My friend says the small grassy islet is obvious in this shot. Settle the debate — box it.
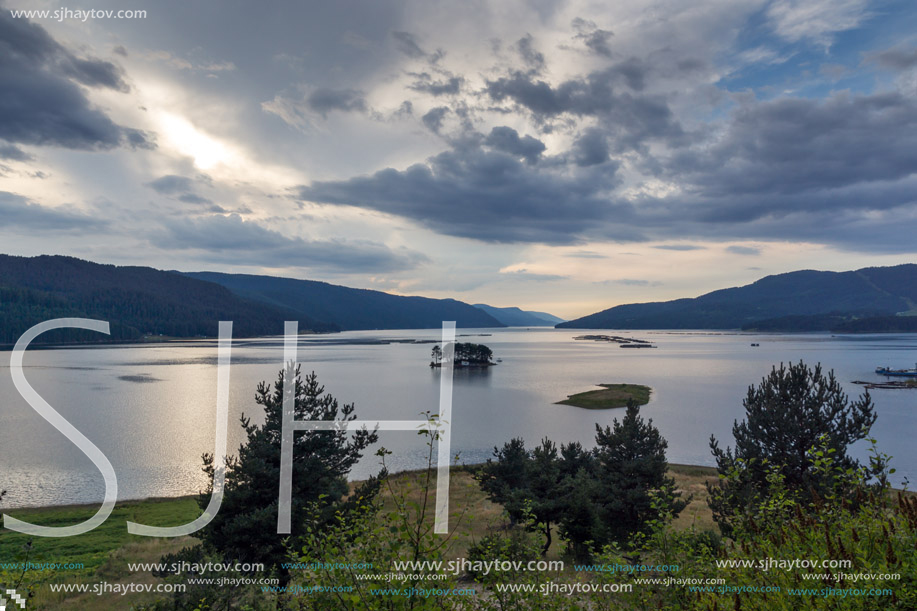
[556,383,652,409]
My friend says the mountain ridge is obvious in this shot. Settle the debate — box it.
[557,264,917,330]
[472,304,565,326]
[0,254,335,344]
[0,255,509,345]
[184,271,505,330]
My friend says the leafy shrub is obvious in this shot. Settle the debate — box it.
[465,526,541,580]
[708,361,879,535]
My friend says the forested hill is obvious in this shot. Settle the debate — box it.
[185,272,504,330]
[558,264,917,330]
[473,304,565,326]
[0,255,335,344]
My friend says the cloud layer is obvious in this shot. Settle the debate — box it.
[0,8,150,151]
[2,0,916,312]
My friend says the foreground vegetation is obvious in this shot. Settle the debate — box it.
[0,466,716,609]
[0,498,199,609]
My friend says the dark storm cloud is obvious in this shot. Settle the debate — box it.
[306,88,367,116]
[0,143,32,161]
[392,31,443,63]
[484,126,546,163]
[515,34,545,72]
[645,177,917,229]
[0,191,105,231]
[124,128,156,150]
[152,214,427,273]
[0,68,124,149]
[606,57,649,91]
[0,12,128,91]
[571,129,610,167]
[484,74,572,116]
[408,74,463,96]
[484,68,656,114]
[633,174,917,253]
[572,18,614,58]
[421,107,449,132]
[298,145,626,244]
[392,31,426,58]
[147,175,195,195]
[285,14,917,256]
[692,205,917,255]
[484,68,684,151]
[59,56,129,92]
[865,46,917,71]
[0,9,143,151]
[146,175,212,206]
[297,78,917,251]
[667,92,917,200]
[177,193,213,205]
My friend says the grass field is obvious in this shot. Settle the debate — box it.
[372,463,717,559]
[0,464,718,609]
[0,497,200,609]
[556,383,652,409]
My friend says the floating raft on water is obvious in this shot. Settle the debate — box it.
[574,334,657,348]
[853,380,917,390]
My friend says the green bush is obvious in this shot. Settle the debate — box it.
[708,361,879,535]
[465,526,541,580]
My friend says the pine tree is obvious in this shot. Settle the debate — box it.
[477,438,589,556]
[477,408,682,559]
[557,467,600,560]
[195,365,378,581]
[707,360,878,533]
[476,438,530,522]
[591,399,684,547]
[527,439,565,555]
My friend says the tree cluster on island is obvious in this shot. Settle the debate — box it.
[430,342,495,367]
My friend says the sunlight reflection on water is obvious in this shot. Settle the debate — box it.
[0,328,914,508]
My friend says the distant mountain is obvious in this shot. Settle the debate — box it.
[557,264,917,330]
[0,255,335,345]
[473,304,565,326]
[186,272,504,330]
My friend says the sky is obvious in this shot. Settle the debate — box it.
[1,0,916,319]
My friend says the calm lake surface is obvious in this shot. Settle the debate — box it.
[0,328,915,508]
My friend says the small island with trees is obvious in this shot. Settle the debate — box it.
[430,342,496,367]
[556,383,651,409]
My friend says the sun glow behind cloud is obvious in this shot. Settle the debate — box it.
[156,112,234,171]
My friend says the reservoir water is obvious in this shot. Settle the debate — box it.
[0,328,915,508]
